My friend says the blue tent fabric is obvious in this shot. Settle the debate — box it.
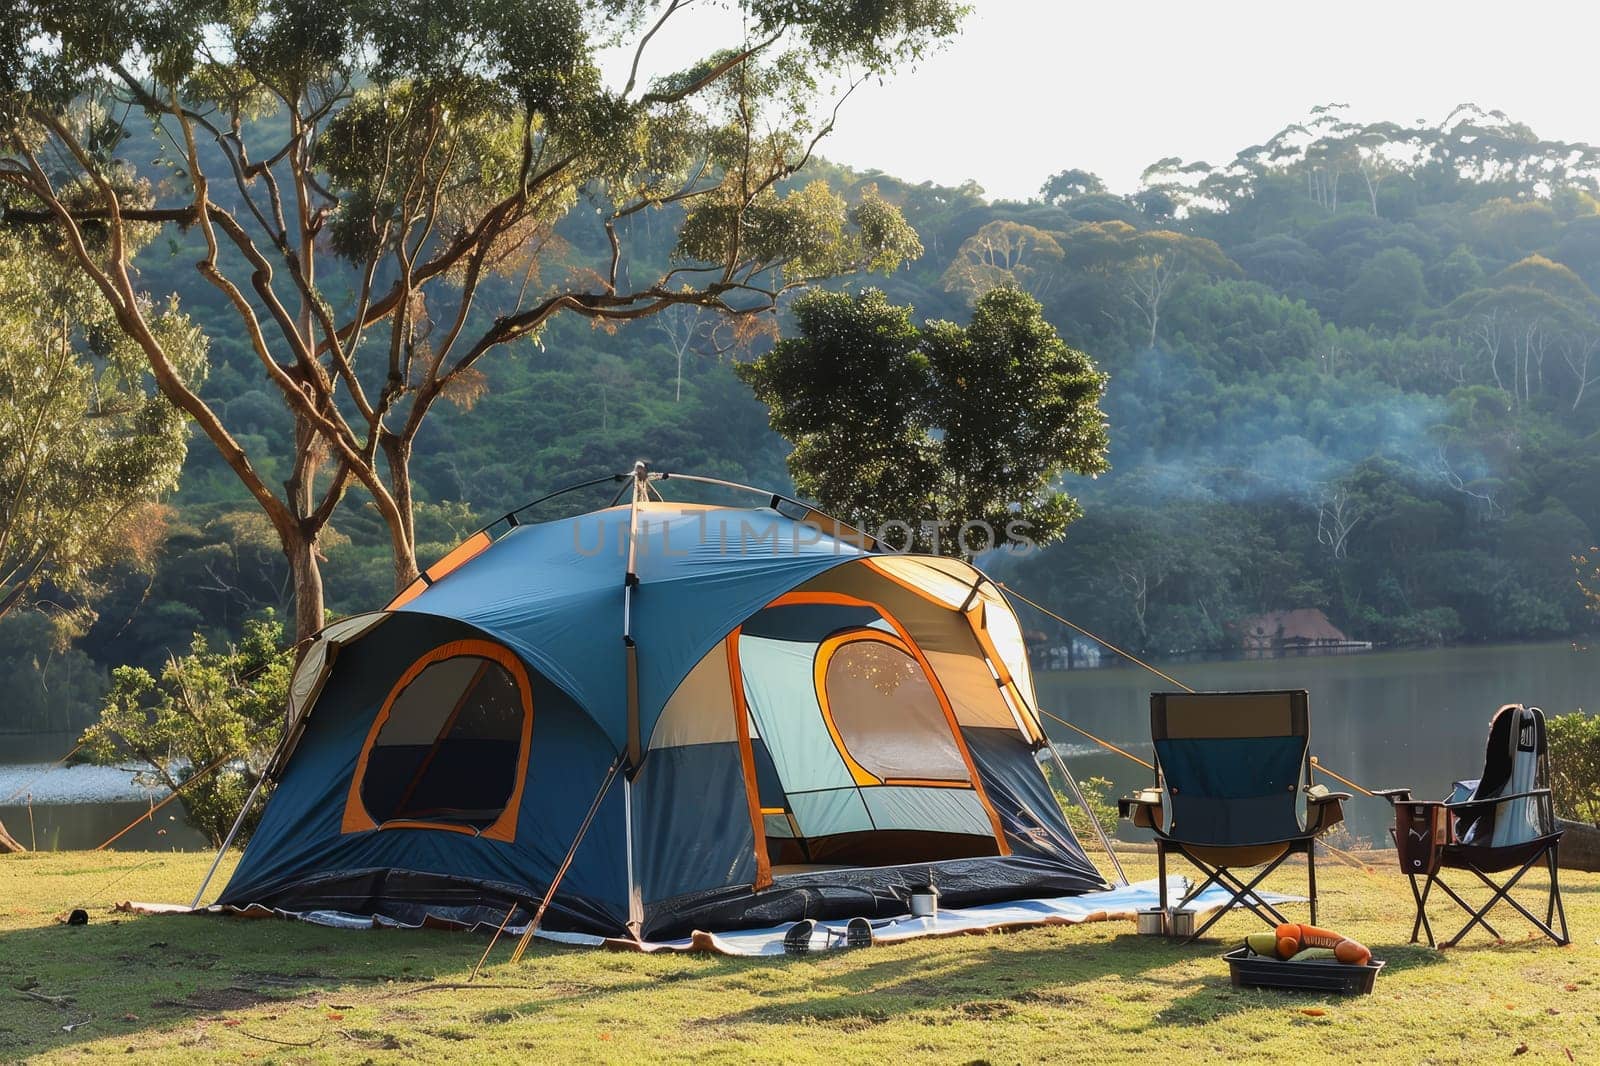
[221,612,630,933]
[217,500,1107,939]
[395,506,867,750]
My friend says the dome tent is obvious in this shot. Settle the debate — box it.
[213,470,1107,940]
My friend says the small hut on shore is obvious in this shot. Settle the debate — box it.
[1239,608,1372,657]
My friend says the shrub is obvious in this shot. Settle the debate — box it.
[80,614,292,846]
[1548,710,1600,824]
[1045,765,1120,841]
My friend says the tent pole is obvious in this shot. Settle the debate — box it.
[509,752,625,964]
[1046,741,1128,887]
[189,663,319,909]
[189,765,272,909]
[622,460,646,769]
[624,776,641,935]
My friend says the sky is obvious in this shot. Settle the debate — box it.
[600,0,1596,201]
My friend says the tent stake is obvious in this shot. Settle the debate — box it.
[1046,742,1128,886]
[509,752,625,964]
[470,899,521,982]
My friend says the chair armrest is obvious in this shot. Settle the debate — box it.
[1118,789,1162,830]
[1305,787,1348,835]
[1372,788,1413,803]
[1444,788,1551,809]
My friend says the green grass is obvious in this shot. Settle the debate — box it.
[1,850,1594,1063]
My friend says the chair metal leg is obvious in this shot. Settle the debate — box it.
[1212,866,1293,926]
[1184,855,1291,941]
[1545,851,1556,926]
[1177,862,1226,910]
[1453,848,1568,947]
[1548,847,1570,946]
[1307,843,1318,927]
[1445,854,1547,947]
[1434,873,1501,946]
[1407,872,1436,947]
[1158,844,1168,915]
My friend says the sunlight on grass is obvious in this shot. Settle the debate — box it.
[1,851,1594,1063]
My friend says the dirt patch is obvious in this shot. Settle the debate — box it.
[1011,988,1087,1007]
[338,1027,406,1050]
[952,1000,1015,1020]
[157,985,287,1013]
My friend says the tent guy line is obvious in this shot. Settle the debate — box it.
[999,582,1381,800]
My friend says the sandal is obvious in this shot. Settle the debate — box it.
[783,918,818,955]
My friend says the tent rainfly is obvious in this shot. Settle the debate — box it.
[213,473,1107,939]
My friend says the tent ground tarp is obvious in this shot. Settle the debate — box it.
[120,878,1300,957]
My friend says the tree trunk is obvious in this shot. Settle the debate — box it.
[383,435,420,592]
[286,532,325,644]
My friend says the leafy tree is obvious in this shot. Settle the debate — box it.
[81,614,292,846]
[1038,168,1105,205]
[1341,247,1427,331]
[1162,279,1325,374]
[1493,255,1598,306]
[0,230,196,623]
[1442,284,1594,408]
[0,0,956,640]
[941,219,1064,300]
[1058,221,1239,348]
[1428,244,1486,303]
[737,286,1108,555]
[1469,198,1561,263]
[1232,234,1323,293]
[0,610,109,733]
[1552,216,1600,290]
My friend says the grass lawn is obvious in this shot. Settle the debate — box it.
[0,849,1594,1063]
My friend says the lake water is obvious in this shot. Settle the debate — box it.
[1038,639,1599,844]
[2,640,1594,852]
[0,734,208,851]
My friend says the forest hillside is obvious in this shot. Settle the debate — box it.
[9,104,1600,731]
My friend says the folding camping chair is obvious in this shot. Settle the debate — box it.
[1119,690,1347,941]
[1376,704,1569,948]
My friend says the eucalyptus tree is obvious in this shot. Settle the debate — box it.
[0,0,952,639]
[0,229,198,623]
[1057,221,1238,349]
[941,219,1065,301]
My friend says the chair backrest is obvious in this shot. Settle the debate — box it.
[1150,690,1310,847]
[1456,704,1552,847]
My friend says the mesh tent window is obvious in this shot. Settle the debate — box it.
[342,640,534,841]
[815,629,971,786]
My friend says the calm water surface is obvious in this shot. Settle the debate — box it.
[2,640,1594,851]
[1038,639,1598,843]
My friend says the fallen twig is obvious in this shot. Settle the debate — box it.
[234,1028,321,1047]
[19,989,73,1007]
[382,981,533,998]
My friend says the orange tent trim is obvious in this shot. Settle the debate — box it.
[341,638,534,843]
